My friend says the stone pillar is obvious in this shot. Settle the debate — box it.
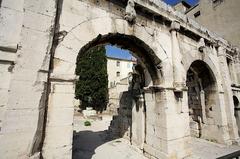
[170,21,185,92]
[143,86,191,159]
[140,94,145,150]
[131,94,145,150]
[218,46,239,144]
[42,75,76,159]
[200,90,207,124]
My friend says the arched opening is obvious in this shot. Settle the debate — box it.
[72,33,161,158]
[233,96,240,135]
[186,60,217,139]
[76,33,161,85]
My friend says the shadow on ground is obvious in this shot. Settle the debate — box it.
[72,130,113,159]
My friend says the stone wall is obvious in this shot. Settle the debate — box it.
[0,0,57,158]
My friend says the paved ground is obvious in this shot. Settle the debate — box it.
[72,113,240,159]
[72,114,147,159]
[187,137,240,159]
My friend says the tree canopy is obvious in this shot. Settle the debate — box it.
[75,45,108,112]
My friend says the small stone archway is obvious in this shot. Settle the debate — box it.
[233,96,240,135]
[182,49,232,144]
[186,60,218,138]
[184,58,232,143]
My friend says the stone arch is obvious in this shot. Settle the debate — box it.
[182,51,222,91]
[76,33,161,85]
[52,17,162,86]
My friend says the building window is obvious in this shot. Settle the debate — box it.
[116,61,120,67]
[116,71,120,77]
[194,11,200,18]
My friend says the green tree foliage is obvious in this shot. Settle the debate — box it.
[75,45,108,112]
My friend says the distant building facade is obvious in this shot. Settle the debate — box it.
[174,0,240,48]
[107,56,136,88]
[173,0,240,84]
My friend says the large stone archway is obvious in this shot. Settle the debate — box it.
[41,14,190,158]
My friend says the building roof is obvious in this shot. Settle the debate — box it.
[174,0,192,8]
[107,56,136,62]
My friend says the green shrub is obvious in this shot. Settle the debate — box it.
[84,121,91,126]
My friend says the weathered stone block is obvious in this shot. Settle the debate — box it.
[0,7,23,46]
[2,109,39,133]
[46,107,74,127]
[50,93,75,108]
[52,83,75,94]
[23,10,54,33]
[54,44,78,63]
[24,0,56,16]
[1,0,24,11]
[43,125,73,148]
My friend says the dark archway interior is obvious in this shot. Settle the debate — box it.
[76,33,161,85]
[234,96,240,108]
[187,60,217,133]
[233,96,240,136]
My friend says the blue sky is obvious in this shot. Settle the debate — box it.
[164,0,199,6]
[105,45,132,60]
[106,0,199,60]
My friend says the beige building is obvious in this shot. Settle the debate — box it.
[107,56,136,88]
[174,0,240,48]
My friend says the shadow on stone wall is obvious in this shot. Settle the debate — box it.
[108,91,134,140]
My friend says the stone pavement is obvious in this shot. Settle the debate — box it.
[186,137,240,159]
[73,114,240,159]
[72,114,147,159]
